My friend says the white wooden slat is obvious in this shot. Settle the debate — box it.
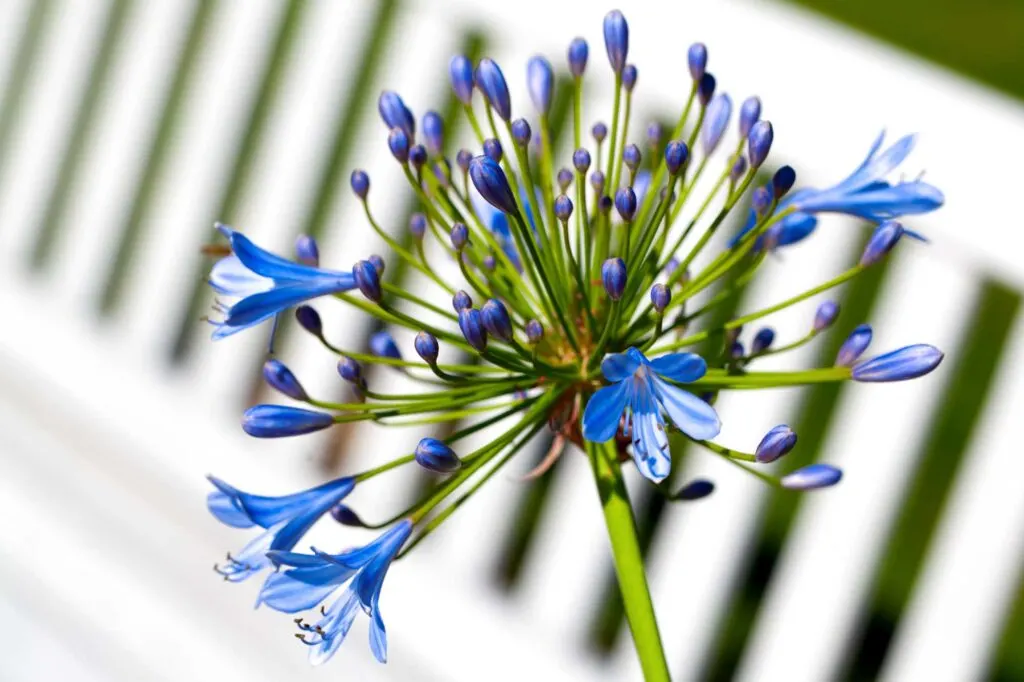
[734,248,976,682]
[0,0,30,93]
[880,318,1024,682]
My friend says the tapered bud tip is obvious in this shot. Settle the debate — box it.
[242,405,333,438]
[623,143,641,170]
[665,141,689,175]
[739,96,762,138]
[557,168,573,192]
[458,308,488,351]
[262,359,308,401]
[752,327,775,354]
[452,290,472,311]
[409,212,427,239]
[813,301,840,332]
[554,194,573,221]
[414,331,439,365]
[352,260,382,302]
[415,438,463,473]
[337,356,362,383]
[482,138,503,162]
[852,344,943,382]
[592,122,608,143]
[781,463,842,490]
[615,187,637,221]
[456,149,473,172]
[573,148,592,172]
[449,55,475,105]
[772,165,797,199]
[674,478,715,501]
[590,170,606,192]
[409,144,427,168]
[511,118,532,147]
[350,169,370,198]
[449,222,469,250]
[295,305,323,337]
[481,299,513,341]
[369,331,402,360]
[469,155,518,214]
[568,37,589,77]
[698,73,716,106]
[475,58,512,121]
[622,64,638,92]
[748,120,774,168]
[525,319,544,343]
[755,425,796,463]
[835,324,872,367]
[650,283,671,312]
[751,186,772,215]
[422,111,444,155]
[688,43,708,81]
[730,156,748,183]
[377,90,415,140]
[860,220,905,266]
[602,258,627,300]
[603,10,629,74]
[388,128,410,163]
[294,234,319,266]
[526,56,554,114]
[330,504,367,527]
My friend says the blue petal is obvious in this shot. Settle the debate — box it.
[775,212,818,247]
[633,169,651,206]
[206,490,254,528]
[652,378,721,440]
[225,228,352,283]
[259,567,353,613]
[224,278,355,329]
[649,353,707,383]
[369,607,388,663]
[600,350,642,381]
[309,589,361,666]
[245,478,354,529]
[629,384,671,482]
[209,255,273,297]
[352,522,412,608]
[582,382,631,442]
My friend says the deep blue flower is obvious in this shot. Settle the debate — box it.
[387,129,410,163]
[243,405,334,438]
[208,225,356,339]
[469,155,517,214]
[582,347,721,482]
[697,73,716,106]
[452,290,472,311]
[772,165,796,199]
[208,474,354,582]
[554,194,573,221]
[260,520,413,665]
[350,170,369,198]
[701,93,732,155]
[414,437,463,473]
[852,344,944,382]
[526,56,554,114]
[295,305,323,337]
[673,478,715,501]
[475,58,512,121]
[751,327,775,354]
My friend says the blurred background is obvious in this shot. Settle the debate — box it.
[1,1,1023,680]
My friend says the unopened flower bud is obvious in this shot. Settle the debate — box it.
[262,359,308,401]
[755,425,796,463]
[414,331,439,365]
[415,437,463,473]
[602,258,627,300]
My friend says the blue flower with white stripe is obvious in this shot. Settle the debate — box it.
[260,520,413,665]
[582,347,721,482]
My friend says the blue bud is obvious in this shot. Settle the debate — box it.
[730,341,745,359]
[622,64,638,92]
[739,96,761,138]
[369,331,401,359]
[377,90,415,140]
[525,319,544,343]
[458,308,488,351]
[852,344,944,382]
[415,437,463,473]
[409,212,426,239]
[590,170,606,193]
[567,38,589,77]
[242,404,333,438]
[573,147,592,172]
[860,220,904,266]
[751,185,772,215]
[650,283,671,312]
[730,155,748,183]
[330,504,367,527]
[449,55,474,104]
[422,111,444,155]
[755,424,796,463]
[483,138,503,162]
[350,169,369,198]
[554,194,573,221]
[482,255,496,271]
[450,222,468,250]
[602,257,627,300]
[615,187,637,221]
[262,359,308,401]
[698,73,716,107]
[337,356,362,383]
[673,478,715,501]
[598,195,613,214]
[475,58,511,121]
[414,331,439,365]
[511,118,532,147]
[456,149,472,173]
[432,159,451,188]
[452,290,472,311]
[352,260,382,302]
[836,324,873,367]
[747,120,773,168]
[781,463,842,490]
[294,234,319,266]
[368,254,385,274]
[772,165,796,199]
[526,56,554,114]
[752,327,775,354]
[701,93,732,155]
[592,122,608,143]
[623,143,641,170]
[665,140,689,175]
[647,122,662,150]
[813,301,840,331]
[409,144,427,169]
[295,305,323,337]
[688,43,708,81]
[557,168,573,192]
[388,128,410,163]
[481,299,513,341]
[603,10,629,74]
[469,155,518,214]
[664,257,681,278]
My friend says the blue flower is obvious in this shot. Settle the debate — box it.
[208,224,356,339]
[207,475,355,582]
[582,347,721,482]
[260,520,413,665]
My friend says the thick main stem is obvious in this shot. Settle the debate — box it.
[586,439,671,682]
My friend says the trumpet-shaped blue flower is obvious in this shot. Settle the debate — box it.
[260,520,413,665]
[208,224,356,339]
[208,475,355,582]
[582,347,721,482]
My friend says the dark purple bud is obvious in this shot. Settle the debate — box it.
[623,143,641,171]
[781,463,842,490]
[526,56,554,114]
[481,299,513,341]
[615,187,637,221]
[295,305,322,337]
[409,144,427,169]
[511,118,532,147]
[456,148,473,173]
[698,73,716,106]
[751,185,772,215]
[673,478,715,501]
[458,308,488,351]
[755,425,797,463]
[772,165,796,199]
[409,212,427,240]
[377,90,415,140]
[350,169,370,198]
[598,195,613,214]
[242,405,333,438]
[388,128,410,163]
[688,43,708,81]
[483,138,503,162]
[452,290,472,311]
[525,319,544,343]
[352,260,382,302]
[647,122,663,151]
[651,283,671,312]
[603,10,629,74]
[665,140,689,175]
[367,254,385,275]
[622,64,638,92]
[337,356,362,383]
[450,222,469,250]
[449,55,475,105]
[469,155,518,214]
[294,234,319,266]
[852,344,944,382]
[475,58,511,121]
[568,38,589,77]
[557,168,573,192]
[369,331,401,359]
[422,111,444,155]
[602,257,626,300]
[592,122,608,143]
[730,155,748,183]
[739,96,762,138]
[751,327,775,354]
[330,504,367,527]
[414,331,439,365]
[415,437,463,473]
[836,324,873,367]
[590,170,606,194]
[860,220,904,266]
[573,148,592,173]
[730,341,745,359]
[554,194,573,221]
[747,120,773,168]
[262,359,308,401]
[813,301,840,332]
